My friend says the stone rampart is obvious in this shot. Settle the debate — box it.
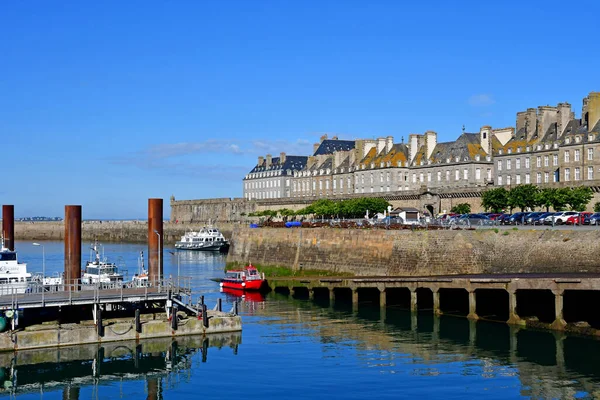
[14,221,240,244]
[226,227,600,276]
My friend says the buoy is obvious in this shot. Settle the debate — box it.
[0,317,6,332]
[5,311,14,319]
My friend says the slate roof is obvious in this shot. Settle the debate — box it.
[418,133,487,165]
[248,155,308,175]
[313,139,355,156]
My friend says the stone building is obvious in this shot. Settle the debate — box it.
[494,92,600,188]
[243,153,307,200]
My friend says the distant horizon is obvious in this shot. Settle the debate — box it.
[3,1,599,218]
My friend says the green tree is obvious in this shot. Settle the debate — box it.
[535,188,556,212]
[450,203,471,214]
[481,187,509,212]
[594,202,600,213]
[564,186,594,211]
[507,184,539,211]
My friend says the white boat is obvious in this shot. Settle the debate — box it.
[175,226,230,252]
[131,251,149,287]
[81,240,124,285]
[0,237,31,295]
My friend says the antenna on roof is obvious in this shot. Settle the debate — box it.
[462,125,466,133]
[401,136,404,143]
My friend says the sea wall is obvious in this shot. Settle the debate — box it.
[226,227,600,276]
[13,221,241,244]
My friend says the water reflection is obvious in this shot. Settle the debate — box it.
[0,333,241,397]
[255,294,600,398]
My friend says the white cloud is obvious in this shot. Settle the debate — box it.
[468,94,495,107]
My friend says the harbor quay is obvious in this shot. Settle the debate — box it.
[227,226,600,335]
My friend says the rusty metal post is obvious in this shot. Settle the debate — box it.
[64,205,82,291]
[146,377,160,400]
[2,205,14,251]
[148,198,163,284]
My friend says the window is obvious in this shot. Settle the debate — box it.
[516,158,521,169]
[516,174,521,184]
[575,150,580,162]
[455,170,459,180]
[565,168,570,181]
[419,173,424,182]
[565,151,570,163]
[427,172,431,182]
[312,181,316,190]
[536,172,541,184]
[588,166,594,180]
[463,169,468,180]
[476,168,481,180]
[525,157,530,168]
[497,160,502,171]
[575,167,580,181]
[553,154,558,166]
[361,175,364,184]
[446,170,450,181]
[437,171,441,181]
[507,159,512,170]
[333,179,337,189]
[588,148,594,160]
[544,155,549,167]
[498,176,503,185]
[319,181,323,190]
[487,169,491,180]
[507,175,511,186]
[536,156,541,168]
[412,173,416,183]
[525,173,530,184]
[380,172,383,182]
[553,171,557,183]
[545,172,549,183]
[370,173,374,183]
[386,172,390,182]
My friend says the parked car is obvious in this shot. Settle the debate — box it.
[488,213,503,221]
[456,213,493,226]
[544,211,579,225]
[495,213,511,224]
[524,212,544,224]
[507,212,529,225]
[529,212,553,225]
[564,212,591,225]
[586,212,600,225]
[542,212,560,225]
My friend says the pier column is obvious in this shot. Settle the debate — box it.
[379,288,387,309]
[328,287,335,305]
[308,288,314,300]
[410,289,418,312]
[64,205,82,291]
[551,290,567,330]
[146,377,160,400]
[509,326,520,364]
[432,289,441,316]
[289,287,295,297]
[507,290,523,325]
[554,332,566,369]
[148,198,164,285]
[352,289,359,312]
[2,205,14,251]
[467,290,478,320]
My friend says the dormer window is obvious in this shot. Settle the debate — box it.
[446,158,451,163]
[475,155,480,161]
[565,138,571,144]
[486,155,491,161]
[575,136,581,143]
[455,156,460,162]
[545,144,550,150]
[498,150,503,155]
[341,168,344,173]
[380,162,384,168]
[526,146,530,152]
[553,143,559,149]
[517,147,521,153]
[507,148,512,154]
[397,161,402,167]
[537,145,542,151]
[589,134,595,141]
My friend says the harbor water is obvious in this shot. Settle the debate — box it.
[3,240,600,399]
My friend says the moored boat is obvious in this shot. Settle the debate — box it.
[220,264,266,291]
[175,226,230,252]
[0,237,31,295]
[81,240,125,285]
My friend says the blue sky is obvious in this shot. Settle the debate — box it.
[1,1,598,219]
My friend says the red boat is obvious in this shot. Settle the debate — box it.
[221,287,266,302]
[220,264,266,291]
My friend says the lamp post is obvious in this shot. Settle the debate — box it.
[154,230,161,285]
[168,251,180,289]
[32,242,45,291]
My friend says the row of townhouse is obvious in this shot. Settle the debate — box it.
[242,91,600,201]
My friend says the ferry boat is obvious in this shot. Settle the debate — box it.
[219,264,266,291]
[175,226,230,252]
[0,238,31,295]
[81,240,124,285]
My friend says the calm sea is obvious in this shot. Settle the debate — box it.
[3,240,600,399]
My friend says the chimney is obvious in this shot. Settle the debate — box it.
[258,156,264,166]
[266,154,272,167]
[320,134,328,142]
[557,102,574,137]
[280,152,286,164]
[334,151,343,169]
[425,131,437,159]
[332,135,339,140]
[537,106,558,138]
[588,92,600,131]
[524,108,537,140]
[376,137,386,154]
[385,136,393,153]
[480,126,492,155]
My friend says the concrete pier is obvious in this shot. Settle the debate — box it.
[269,273,600,336]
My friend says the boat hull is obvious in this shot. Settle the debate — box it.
[175,242,229,252]
[220,279,265,291]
